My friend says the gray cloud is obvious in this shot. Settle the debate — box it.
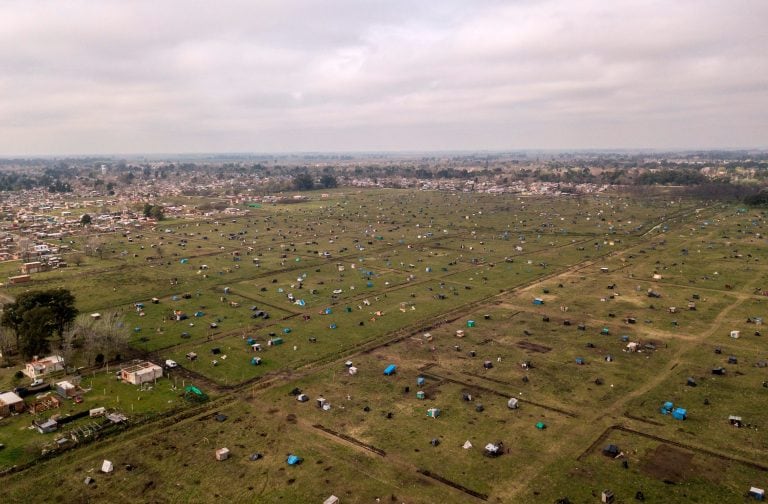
[0,0,766,155]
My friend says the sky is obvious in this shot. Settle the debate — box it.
[0,0,766,155]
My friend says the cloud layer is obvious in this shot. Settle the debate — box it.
[1,0,766,155]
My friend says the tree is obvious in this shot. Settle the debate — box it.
[80,213,92,225]
[18,306,54,358]
[0,326,14,365]
[319,174,338,189]
[1,289,78,358]
[68,312,129,366]
[143,203,165,220]
[292,173,314,191]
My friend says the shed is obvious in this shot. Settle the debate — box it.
[0,391,24,416]
[55,380,77,398]
[383,364,397,376]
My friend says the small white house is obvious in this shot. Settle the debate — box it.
[120,361,162,385]
[24,355,65,379]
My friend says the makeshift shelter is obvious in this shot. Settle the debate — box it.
[535,421,546,429]
[749,487,765,501]
[323,496,340,504]
[215,448,230,461]
[416,391,425,400]
[250,357,262,366]
[601,490,615,503]
[101,460,114,473]
[416,376,426,386]
[533,298,544,305]
[729,415,743,427]
[660,401,674,414]
[673,407,687,420]
[383,364,397,376]
[467,320,476,328]
[484,442,503,457]
[730,330,741,339]
[507,398,519,409]
[426,407,441,418]
[286,454,302,465]
[602,444,620,457]
[463,440,473,449]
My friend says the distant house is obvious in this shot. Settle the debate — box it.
[0,391,24,416]
[24,355,65,379]
[9,274,31,284]
[120,361,162,385]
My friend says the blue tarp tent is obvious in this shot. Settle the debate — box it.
[672,407,687,420]
[286,454,302,465]
[661,401,674,414]
[384,364,397,376]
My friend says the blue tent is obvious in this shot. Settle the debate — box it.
[661,401,674,414]
[672,407,687,420]
[286,454,302,465]
[251,357,262,366]
[384,364,397,376]
[533,298,544,305]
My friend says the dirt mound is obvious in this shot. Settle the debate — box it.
[640,444,694,483]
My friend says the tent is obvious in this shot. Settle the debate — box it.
[384,364,397,376]
[672,407,687,420]
[535,422,546,430]
[427,407,441,418]
[250,357,262,366]
[463,440,473,449]
[507,398,519,409]
[286,454,302,465]
[101,460,113,473]
[661,401,674,414]
[602,444,620,457]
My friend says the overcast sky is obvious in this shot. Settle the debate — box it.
[1,0,766,155]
